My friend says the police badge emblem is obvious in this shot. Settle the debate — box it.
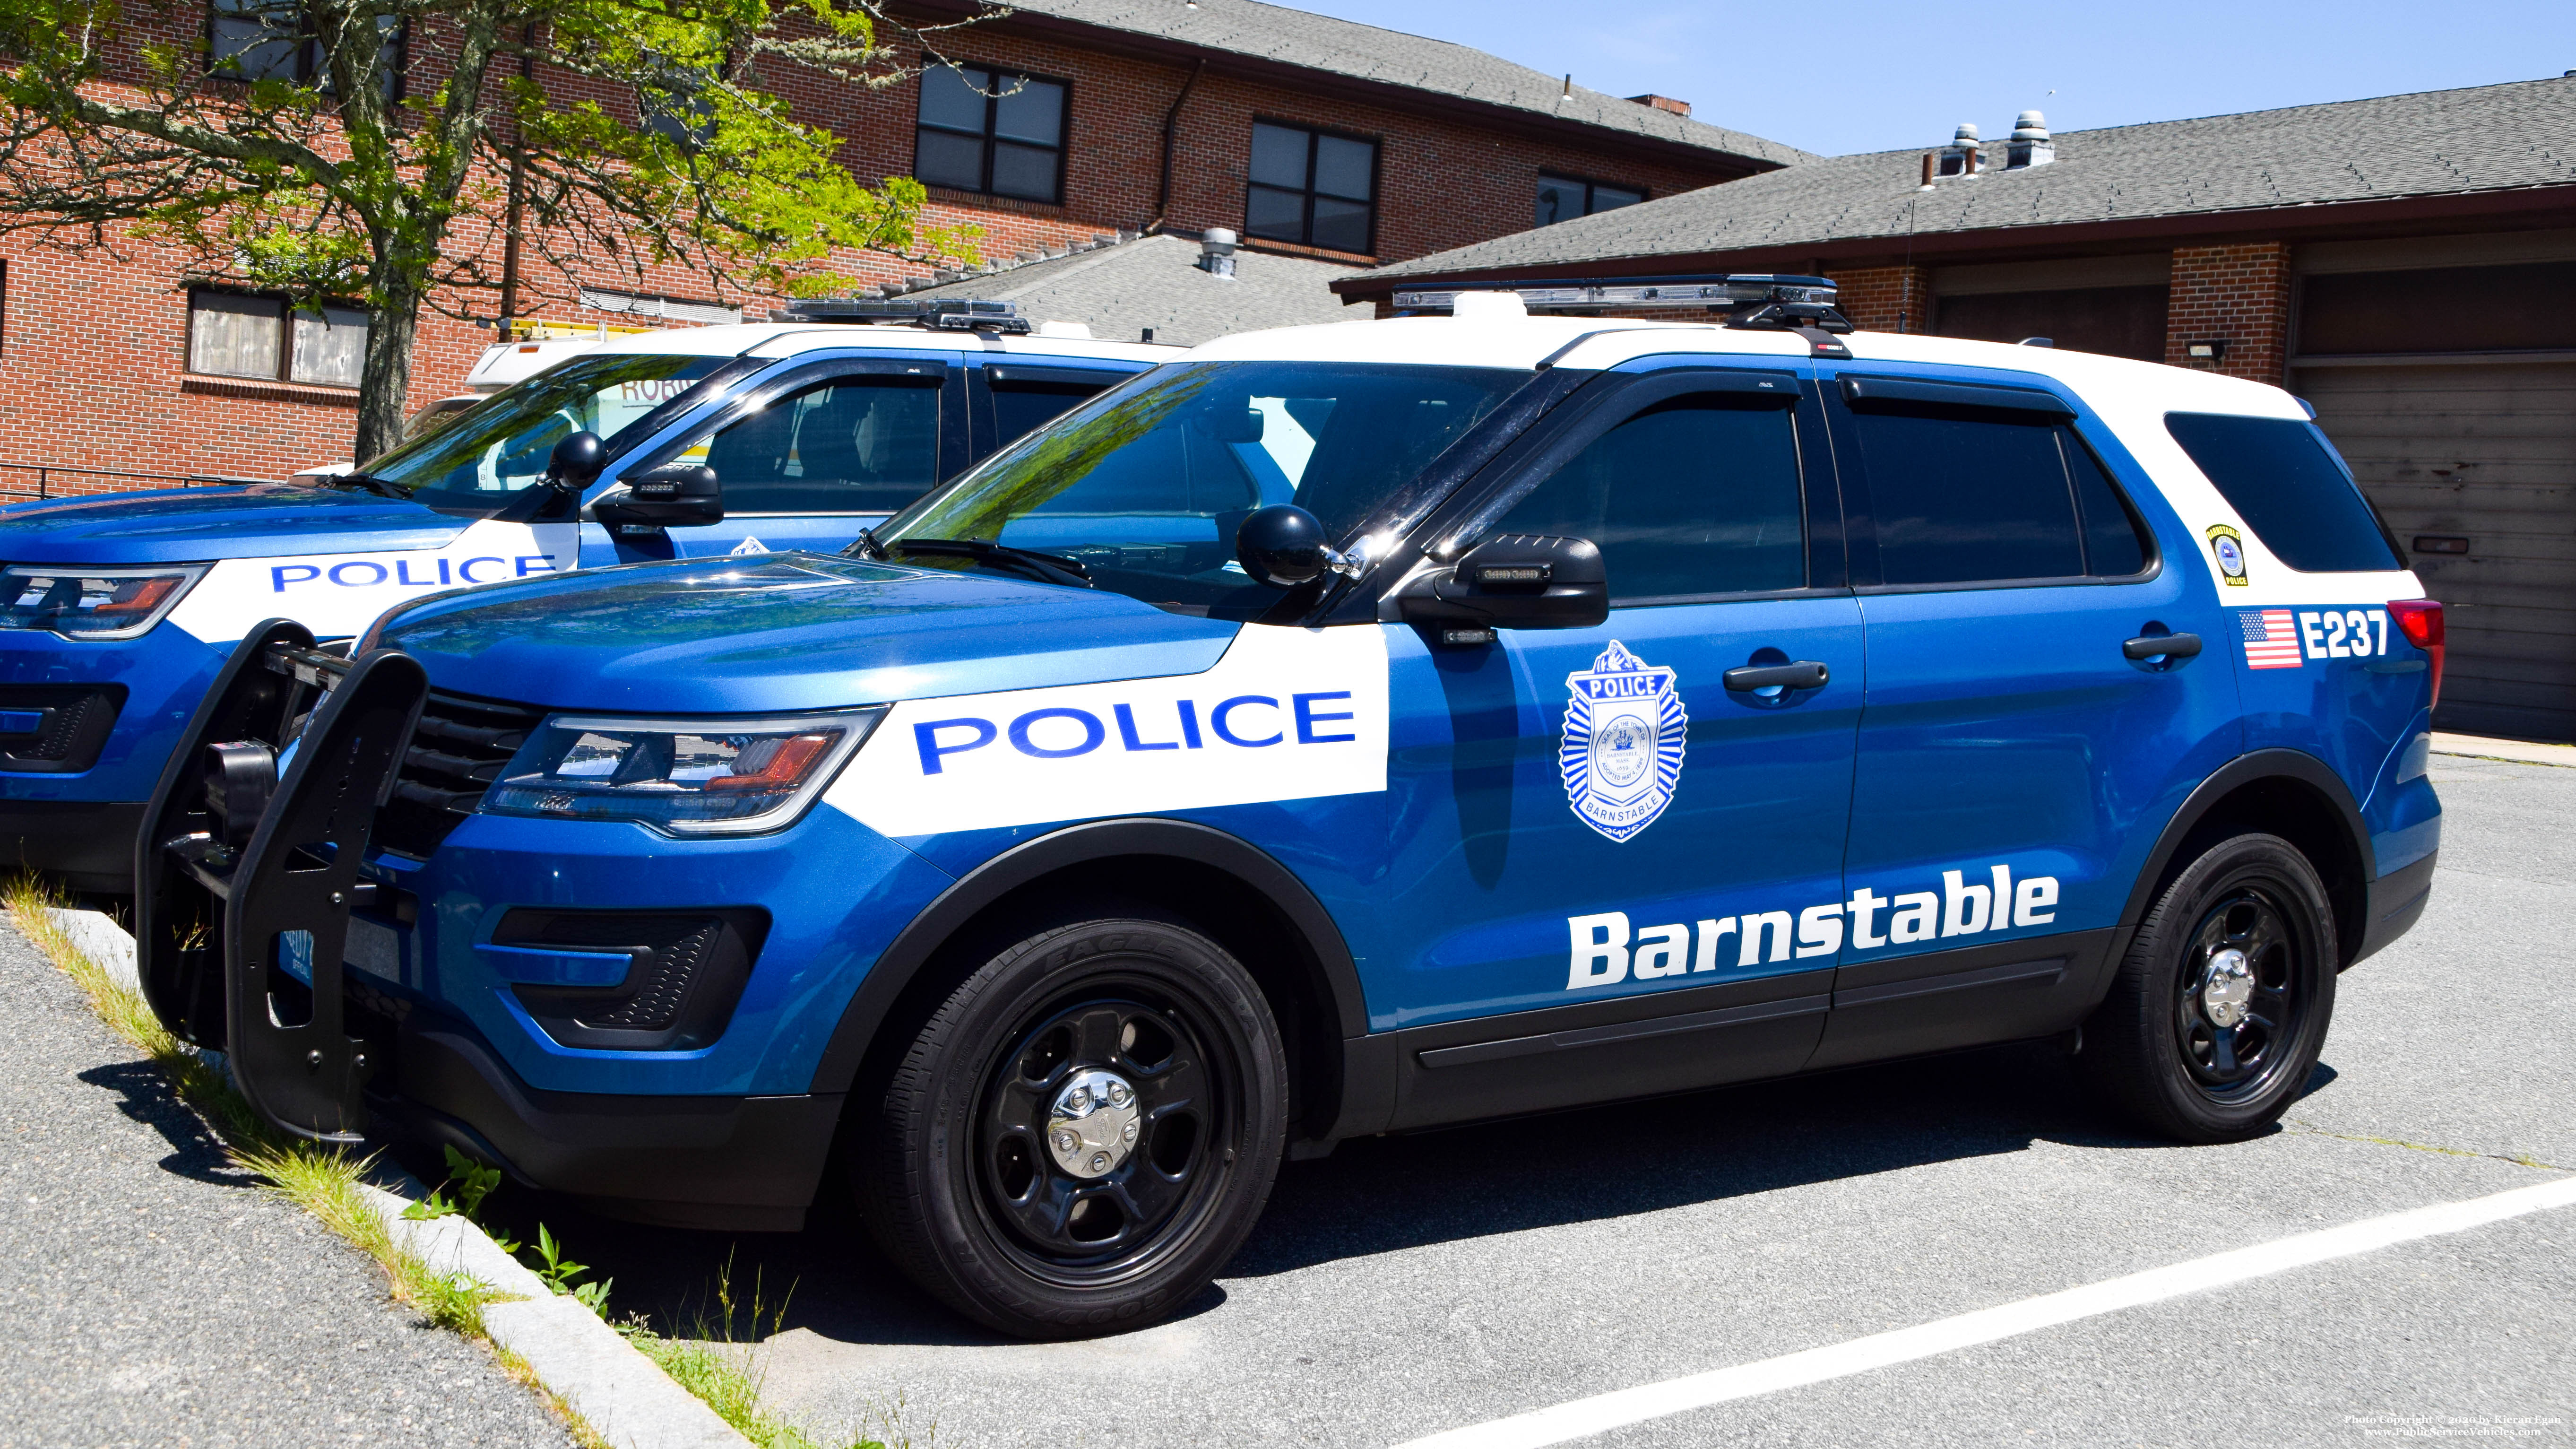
[2205,524,2248,586]
[1560,641,1688,842]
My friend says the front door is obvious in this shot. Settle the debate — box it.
[1366,364,1864,1128]
[1818,367,2245,1066]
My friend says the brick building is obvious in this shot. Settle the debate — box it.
[0,0,1801,497]
[1340,78,2576,740]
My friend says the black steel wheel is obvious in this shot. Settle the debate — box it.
[857,916,1286,1338]
[2081,832,2337,1142]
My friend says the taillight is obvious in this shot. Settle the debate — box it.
[2388,599,2444,708]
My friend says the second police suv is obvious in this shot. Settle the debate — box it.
[0,301,1160,891]
[140,279,2444,1338]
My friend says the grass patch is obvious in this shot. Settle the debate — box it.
[2283,1116,2569,1174]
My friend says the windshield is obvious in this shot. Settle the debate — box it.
[875,360,1527,612]
[354,352,745,509]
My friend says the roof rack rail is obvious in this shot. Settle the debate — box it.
[775,297,1033,333]
[1391,274,1853,334]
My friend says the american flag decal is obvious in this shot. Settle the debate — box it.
[2240,610,2304,669]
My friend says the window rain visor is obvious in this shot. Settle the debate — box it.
[482,709,882,835]
[354,353,755,510]
[0,563,208,640]
[874,361,1525,613]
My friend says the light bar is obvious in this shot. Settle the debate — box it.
[776,297,1031,332]
[1392,274,1839,314]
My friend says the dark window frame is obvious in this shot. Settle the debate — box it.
[911,59,1070,206]
[1534,172,1648,227]
[183,286,371,388]
[202,0,407,99]
[1243,118,1381,256]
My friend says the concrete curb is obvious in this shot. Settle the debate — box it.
[368,1187,751,1449]
[2430,732,2576,769]
[31,906,752,1449]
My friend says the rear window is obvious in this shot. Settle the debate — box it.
[2164,413,2400,573]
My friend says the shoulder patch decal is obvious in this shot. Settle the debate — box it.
[2206,524,2249,586]
[1560,641,1686,843]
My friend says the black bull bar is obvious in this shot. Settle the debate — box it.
[136,620,428,1144]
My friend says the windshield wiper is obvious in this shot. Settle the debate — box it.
[323,471,410,500]
[887,537,1094,589]
[847,527,888,562]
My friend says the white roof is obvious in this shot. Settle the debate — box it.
[572,320,1174,365]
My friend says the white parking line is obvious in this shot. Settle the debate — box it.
[1392,1174,2576,1449]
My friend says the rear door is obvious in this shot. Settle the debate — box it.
[1817,368,2242,1067]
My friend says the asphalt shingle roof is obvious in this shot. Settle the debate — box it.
[900,232,1371,345]
[985,0,1812,168]
[1357,76,2576,282]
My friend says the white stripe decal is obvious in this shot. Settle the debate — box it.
[1391,1174,2576,1449]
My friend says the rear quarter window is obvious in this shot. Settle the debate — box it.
[2164,412,2400,573]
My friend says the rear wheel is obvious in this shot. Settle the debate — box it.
[857,917,1287,1338]
[2080,833,2337,1143]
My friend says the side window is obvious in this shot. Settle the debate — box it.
[692,375,942,514]
[990,378,1113,447]
[1850,403,2154,585]
[2165,412,2400,573]
[1491,393,1805,601]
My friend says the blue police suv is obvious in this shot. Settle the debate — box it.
[138,280,2442,1338]
[0,303,1157,891]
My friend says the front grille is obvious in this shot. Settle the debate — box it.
[0,684,126,773]
[376,691,545,859]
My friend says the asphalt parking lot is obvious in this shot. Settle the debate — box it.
[496,747,2573,1449]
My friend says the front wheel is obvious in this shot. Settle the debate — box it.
[2080,833,2337,1143]
[856,917,1287,1338]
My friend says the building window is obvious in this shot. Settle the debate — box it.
[1245,121,1377,254]
[913,62,1066,204]
[186,289,368,387]
[1535,174,1644,226]
[206,0,403,96]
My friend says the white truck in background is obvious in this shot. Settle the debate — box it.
[290,321,658,482]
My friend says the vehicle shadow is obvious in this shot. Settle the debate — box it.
[467,1037,2285,1349]
[78,1058,259,1189]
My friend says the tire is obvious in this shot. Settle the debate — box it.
[2079,833,2338,1143]
[856,916,1288,1339]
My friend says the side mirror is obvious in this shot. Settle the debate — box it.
[592,465,724,533]
[1235,503,1333,587]
[547,431,606,488]
[1398,533,1608,642]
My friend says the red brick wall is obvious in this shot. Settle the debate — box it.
[2163,242,2293,382]
[0,16,1760,493]
[1831,265,1930,334]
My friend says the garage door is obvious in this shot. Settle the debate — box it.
[2298,362,2576,741]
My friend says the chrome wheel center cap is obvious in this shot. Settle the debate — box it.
[2201,948,2254,1029]
[1045,1068,1141,1180]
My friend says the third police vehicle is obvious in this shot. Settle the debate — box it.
[0,301,1160,891]
[139,280,2442,1338]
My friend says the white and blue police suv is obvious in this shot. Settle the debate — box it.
[138,279,2440,1338]
[0,302,1165,891]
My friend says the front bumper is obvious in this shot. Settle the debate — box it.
[0,799,147,892]
[138,628,949,1223]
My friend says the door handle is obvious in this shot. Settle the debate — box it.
[2122,633,2203,661]
[1723,661,1830,692]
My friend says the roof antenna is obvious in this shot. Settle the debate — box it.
[1560,73,1572,103]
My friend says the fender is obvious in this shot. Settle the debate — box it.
[804,817,1381,1139]
[2113,747,2374,966]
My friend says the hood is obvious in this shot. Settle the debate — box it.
[373,553,1243,713]
[0,484,469,564]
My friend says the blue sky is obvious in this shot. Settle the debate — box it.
[1290,0,2576,157]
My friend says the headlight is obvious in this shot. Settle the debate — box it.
[481,709,882,835]
[0,564,208,640]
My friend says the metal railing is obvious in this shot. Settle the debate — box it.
[0,462,273,503]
